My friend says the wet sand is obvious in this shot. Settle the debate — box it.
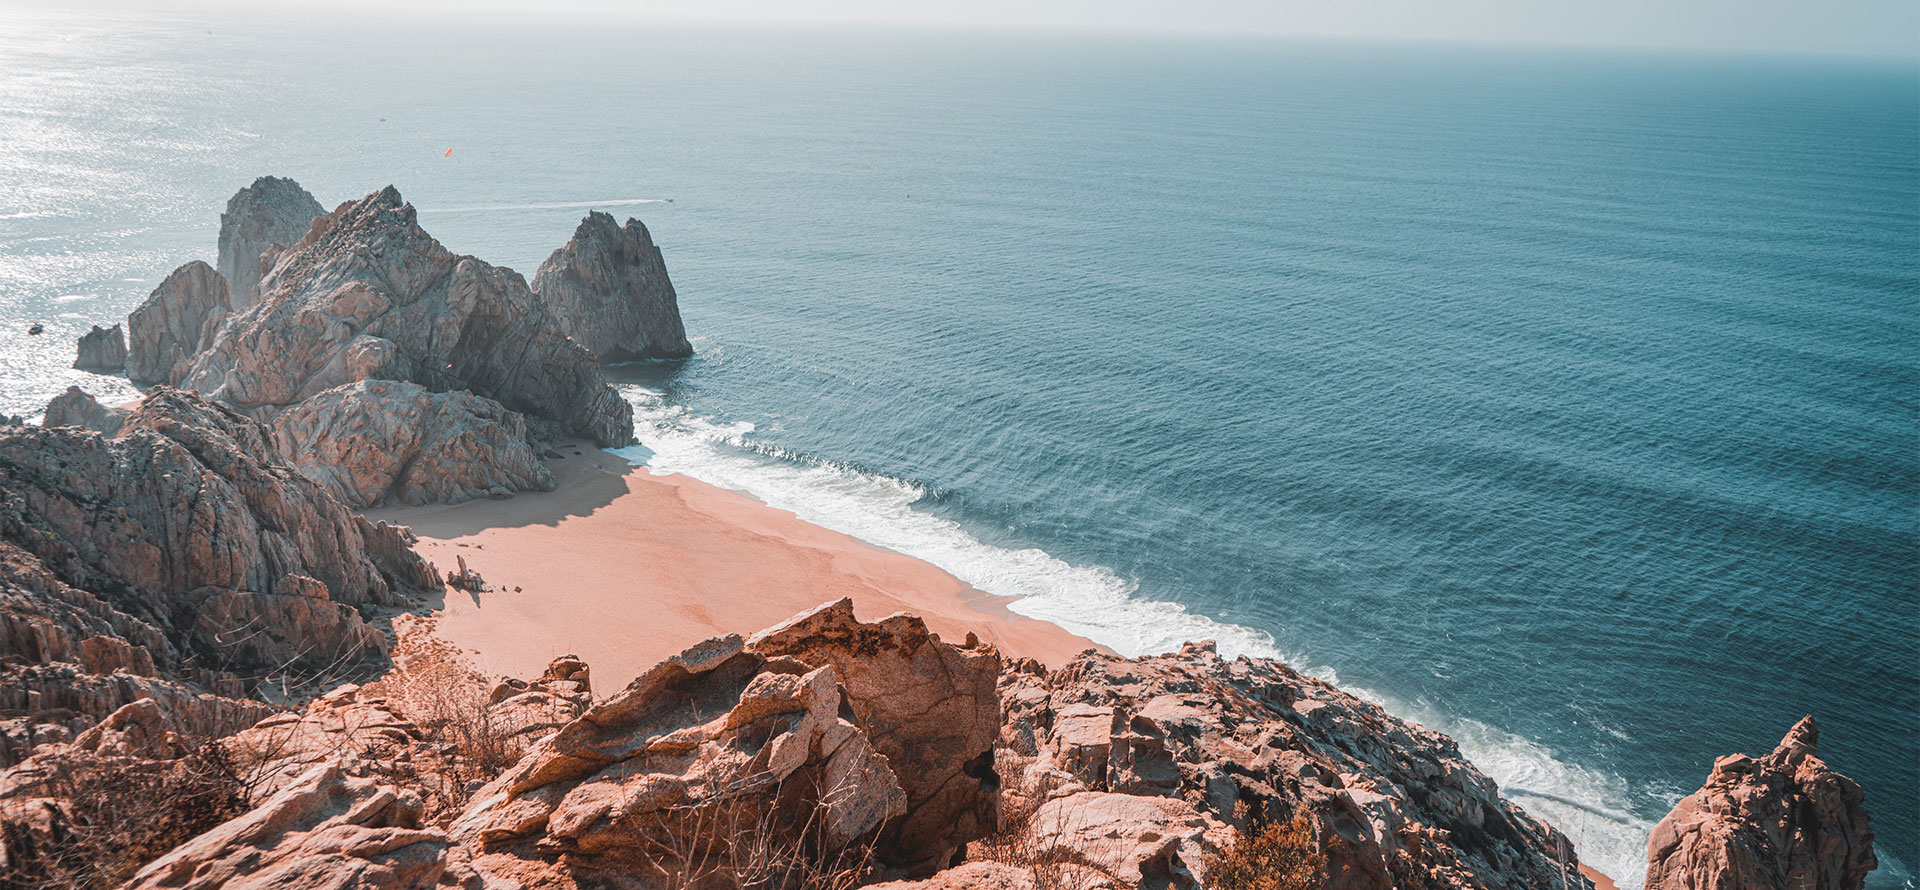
[367,444,1102,689]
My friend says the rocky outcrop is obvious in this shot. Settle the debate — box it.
[1020,792,1233,890]
[995,642,1591,890]
[41,385,125,435]
[176,186,634,446]
[747,598,1003,874]
[216,175,324,308]
[453,634,906,887]
[72,324,127,372]
[532,211,692,362]
[1645,717,1875,890]
[0,387,435,691]
[127,260,231,385]
[123,761,470,890]
[272,379,556,507]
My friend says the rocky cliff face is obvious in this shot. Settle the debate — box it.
[532,211,693,362]
[72,324,127,372]
[0,387,436,726]
[177,186,634,447]
[126,260,231,385]
[271,379,556,508]
[41,385,125,435]
[216,175,325,308]
[1645,717,1876,890]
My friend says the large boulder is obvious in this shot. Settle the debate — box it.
[126,260,231,385]
[0,387,436,684]
[217,175,325,309]
[452,633,905,888]
[177,186,634,447]
[41,385,125,435]
[272,379,556,507]
[123,761,468,890]
[997,642,1591,890]
[532,211,692,362]
[72,324,127,372]
[1645,717,1876,890]
[747,598,1004,875]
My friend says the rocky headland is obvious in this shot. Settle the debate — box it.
[4,177,1879,890]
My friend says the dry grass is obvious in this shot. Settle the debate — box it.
[0,741,249,890]
[1204,806,1326,890]
[354,631,525,822]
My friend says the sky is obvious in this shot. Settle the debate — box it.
[22,0,1920,58]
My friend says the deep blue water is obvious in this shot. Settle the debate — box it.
[1,8,1914,886]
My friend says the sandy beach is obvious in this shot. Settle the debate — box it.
[367,443,1102,689]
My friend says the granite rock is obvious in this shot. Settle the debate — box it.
[532,211,692,362]
[126,260,231,385]
[73,324,127,372]
[217,175,325,309]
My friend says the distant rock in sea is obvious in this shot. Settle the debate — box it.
[533,210,693,362]
[217,175,324,308]
[126,260,230,385]
[1646,716,1876,890]
[72,323,127,372]
[177,186,635,448]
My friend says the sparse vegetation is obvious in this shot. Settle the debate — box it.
[1204,805,1326,890]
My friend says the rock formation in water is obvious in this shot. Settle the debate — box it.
[41,385,125,435]
[126,260,231,385]
[1645,717,1876,890]
[217,175,325,308]
[532,211,693,362]
[72,323,127,372]
[176,186,634,447]
[272,379,556,507]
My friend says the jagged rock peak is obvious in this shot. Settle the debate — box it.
[217,175,323,308]
[533,210,693,362]
[126,260,230,385]
[178,185,635,447]
[72,323,127,372]
[1646,716,1877,890]
[42,385,125,435]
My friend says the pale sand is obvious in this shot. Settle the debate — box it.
[366,444,1102,689]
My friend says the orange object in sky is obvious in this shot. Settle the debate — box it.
[444,148,453,157]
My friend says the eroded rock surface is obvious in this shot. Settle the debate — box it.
[73,323,127,372]
[178,186,634,446]
[273,379,555,507]
[996,642,1591,890]
[41,385,125,435]
[217,175,325,308]
[1645,717,1875,890]
[453,634,905,888]
[748,598,1003,874]
[532,211,692,362]
[127,260,231,385]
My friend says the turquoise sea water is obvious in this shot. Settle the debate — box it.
[1,8,1914,887]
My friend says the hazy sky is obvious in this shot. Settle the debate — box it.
[82,0,1920,58]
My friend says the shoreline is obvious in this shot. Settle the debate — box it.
[366,443,1104,690]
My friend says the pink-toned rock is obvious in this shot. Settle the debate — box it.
[123,761,469,890]
[72,323,127,372]
[998,642,1591,890]
[178,186,633,446]
[272,379,555,507]
[532,211,692,362]
[41,385,125,435]
[127,260,231,385]
[1023,792,1233,890]
[452,633,904,886]
[217,175,324,308]
[748,598,1004,875]
[1645,717,1876,890]
[867,861,1040,890]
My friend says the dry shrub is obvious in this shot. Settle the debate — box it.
[968,778,1129,890]
[633,757,881,890]
[1205,807,1326,890]
[356,633,523,821]
[0,741,248,890]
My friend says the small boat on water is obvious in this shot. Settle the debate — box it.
[27,322,43,335]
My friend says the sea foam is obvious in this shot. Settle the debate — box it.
[616,385,1658,888]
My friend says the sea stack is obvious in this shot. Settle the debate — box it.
[1645,716,1876,890]
[126,260,230,385]
[72,323,127,372]
[216,175,324,308]
[532,211,693,362]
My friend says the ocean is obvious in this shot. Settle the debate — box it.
[1,7,1914,887]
